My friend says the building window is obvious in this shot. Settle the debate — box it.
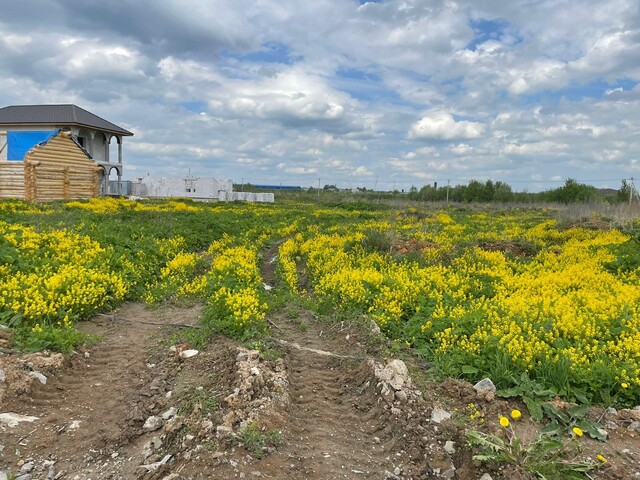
[185,177,197,193]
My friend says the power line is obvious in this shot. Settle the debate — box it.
[235,176,627,186]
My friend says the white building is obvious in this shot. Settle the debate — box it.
[131,175,274,202]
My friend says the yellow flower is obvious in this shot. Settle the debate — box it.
[572,427,583,437]
[511,409,522,420]
[622,382,629,389]
[597,454,607,463]
[499,416,510,428]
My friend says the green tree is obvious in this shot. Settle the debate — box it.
[464,180,484,202]
[494,181,514,202]
[543,178,598,203]
[617,180,633,203]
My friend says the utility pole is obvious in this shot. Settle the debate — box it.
[241,177,244,192]
[318,177,321,200]
[630,177,639,205]
[446,179,450,204]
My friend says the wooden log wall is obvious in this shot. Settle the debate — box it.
[0,161,26,199]
[23,131,101,202]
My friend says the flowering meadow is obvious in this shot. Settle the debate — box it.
[1,197,639,406]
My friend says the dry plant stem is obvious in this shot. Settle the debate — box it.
[267,337,366,360]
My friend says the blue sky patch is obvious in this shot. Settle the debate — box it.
[519,78,640,105]
[180,101,208,113]
[467,18,510,51]
[221,42,300,65]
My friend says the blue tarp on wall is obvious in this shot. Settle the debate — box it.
[7,131,57,161]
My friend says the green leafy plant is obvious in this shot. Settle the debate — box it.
[540,403,606,441]
[239,422,284,458]
[467,411,601,479]
[13,321,92,353]
[179,386,218,416]
[496,374,558,422]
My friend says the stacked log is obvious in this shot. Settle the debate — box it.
[23,131,101,202]
[0,161,26,199]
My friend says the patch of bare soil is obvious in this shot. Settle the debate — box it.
[477,240,537,258]
[562,218,612,231]
[0,303,201,479]
[393,239,437,256]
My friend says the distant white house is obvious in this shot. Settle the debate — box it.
[131,175,274,202]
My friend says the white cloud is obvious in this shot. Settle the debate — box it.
[408,112,486,140]
[353,165,372,175]
[450,143,473,155]
[502,141,566,155]
[2,33,32,50]
[62,41,146,80]
[276,163,318,175]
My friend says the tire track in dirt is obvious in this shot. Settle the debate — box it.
[252,243,411,479]
[0,303,201,478]
[264,311,403,479]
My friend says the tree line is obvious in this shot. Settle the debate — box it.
[407,178,636,204]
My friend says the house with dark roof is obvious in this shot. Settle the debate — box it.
[0,104,133,196]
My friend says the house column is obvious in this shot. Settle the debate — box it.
[105,136,110,163]
[88,131,95,157]
[117,137,123,195]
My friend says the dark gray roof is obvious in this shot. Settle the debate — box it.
[0,104,133,136]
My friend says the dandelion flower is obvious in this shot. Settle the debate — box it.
[572,427,583,437]
[622,383,629,389]
[499,416,510,428]
[511,409,522,420]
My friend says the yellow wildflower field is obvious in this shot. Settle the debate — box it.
[1,197,639,405]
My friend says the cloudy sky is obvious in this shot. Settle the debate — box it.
[1,0,639,191]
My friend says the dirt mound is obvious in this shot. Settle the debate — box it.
[477,240,538,257]
[563,218,612,231]
[393,238,437,255]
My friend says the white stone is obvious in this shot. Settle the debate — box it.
[179,349,199,359]
[138,454,172,473]
[142,416,164,432]
[444,440,456,454]
[376,360,411,390]
[28,371,47,385]
[473,378,496,394]
[161,407,177,420]
[0,413,39,428]
[431,407,452,424]
[628,421,640,431]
